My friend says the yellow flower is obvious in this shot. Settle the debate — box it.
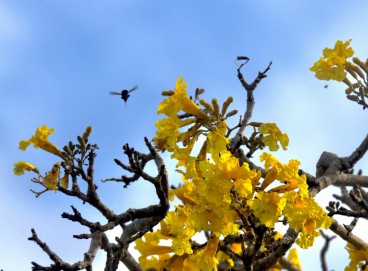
[60,174,69,189]
[345,242,368,271]
[19,125,63,158]
[284,192,332,249]
[270,160,308,196]
[135,232,172,258]
[207,120,229,157]
[250,191,287,227]
[233,178,254,198]
[138,254,172,271]
[158,76,209,120]
[172,238,193,256]
[269,247,302,271]
[42,162,61,190]
[82,126,93,141]
[157,77,186,118]
[154,117,181,152]
[186,236,220,271]
[230,243,243,254]
[134,231,174,270]
[173,179,198,205]
[259,123,289,151]
[310,39,354,81]
[164,206,195,253]
[154,77,212,153]
[13,161,39,175]
[259,153,308,196]
[260,152,280,171]
[216,250,234,268]
[260,166,278,190]
[287,248,302,270]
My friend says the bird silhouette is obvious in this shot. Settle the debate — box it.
[110,86,138,105]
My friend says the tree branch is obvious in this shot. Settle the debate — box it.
[29,228,101,271]
[320,230,336,271]
[230,58,272,149]
[329,219,368,250]
[347,133,368,168]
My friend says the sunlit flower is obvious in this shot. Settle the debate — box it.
[82,126,93,141]
[345,242,368,271]
[19,124,63,158]
[154,117,181,151]
[207,120,229,157]
[259,153,308,195]
[250,191,287,227]
[287,248,302,270]
[42,162,61,190]
[13,161,39,175]
[284,192,332,249]
[185,236,220,271]
[310,39,354,81]
[60,174,69,189]
[135,232,172,258]
[259,123,289,151]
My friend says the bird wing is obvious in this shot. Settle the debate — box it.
[109,91,121,95]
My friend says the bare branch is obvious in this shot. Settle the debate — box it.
[329,219,368,250]
[231,58,272,149]
[29,229,101,271]
[347,133,368,167]
[320,230,336,271]
[254,228,297,271]
[279,257,301,271]
[334,174,368,187]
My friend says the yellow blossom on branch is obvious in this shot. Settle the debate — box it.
[42,162,61,190]
[259,123,289,151]
[207,120,229,157]
[154,118,181,152]
[13,161,39,175]
[157,76,209,120]
[134,232,172,258]
[157,76,188,118]
[249,191,287,227]
[284,192,332,249]
[345,242,368,271]
[134,231,173,270]
[310,39,354,81]
[254,152,331,248]
[185,235,220,271]
[139,76,332,269]
[19,124,63,158]
[287,248,302,270]
[60,174,69,189]
[259,153,308,196]
[82,125,93,141]
[259,152,280,170]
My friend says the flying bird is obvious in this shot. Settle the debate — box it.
[110,86,138,105]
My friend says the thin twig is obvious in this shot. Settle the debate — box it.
[320,230,336,271]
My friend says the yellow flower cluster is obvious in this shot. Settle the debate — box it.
[136,77,332,269]
[310,39,354,81]
[251,152,332,249]
[19,124,63,158]
[259,123,289,151]
[14,125,92,192]
[345,243,368,271]
[14,125,65,190]
[13,161,39,176]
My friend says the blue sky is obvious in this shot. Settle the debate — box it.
[1,1,368,270]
